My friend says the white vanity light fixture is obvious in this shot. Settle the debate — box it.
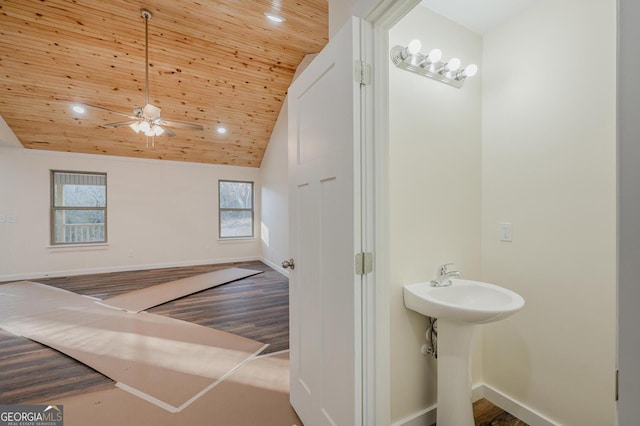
[390,40,478,88]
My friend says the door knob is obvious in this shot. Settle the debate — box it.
[282,258,295,270]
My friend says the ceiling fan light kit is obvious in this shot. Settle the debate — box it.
[82,8,204,145]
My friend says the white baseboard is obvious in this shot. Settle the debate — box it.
[260,257,289,277]
[390,402,436,426]
[391,383,558,426]
[480,383,559,426]
[0,256,261,282]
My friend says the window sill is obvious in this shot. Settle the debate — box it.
[217,237,257,244]
[47,243,110,252]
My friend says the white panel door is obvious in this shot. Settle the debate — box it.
[288,17,363,426]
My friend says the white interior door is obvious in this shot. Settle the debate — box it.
[287,17,363,426]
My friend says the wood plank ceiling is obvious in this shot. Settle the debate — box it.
[0,0,328,167]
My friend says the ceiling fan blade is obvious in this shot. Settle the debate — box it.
[158,119,204,131]
[83,103,137,119]
[85,11,199,141]
[103,120,138,128]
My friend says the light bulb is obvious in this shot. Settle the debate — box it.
[72,105,85,114]
[419,48,443,68]
[264,12,285,23]
[463,64,478,78]
[129,122,141,133]
[152,124,164,136]
[428,48,442,63]
[139,121,150,133]
[217,126,227,135]
[447,58,461,72]
[407,39,422,55]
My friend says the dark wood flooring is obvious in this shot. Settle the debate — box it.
[0,260,289,404]
[473,398,528,426]
[427,399,528,426]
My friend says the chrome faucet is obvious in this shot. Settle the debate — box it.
[431,263,461,287]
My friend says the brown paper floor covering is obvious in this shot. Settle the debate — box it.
[42,351,301,426]
[100,267,262,312]
[0,281,266,412]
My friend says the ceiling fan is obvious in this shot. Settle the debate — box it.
[84,9,203,139]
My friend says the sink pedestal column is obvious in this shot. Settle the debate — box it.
[436,319,477,426]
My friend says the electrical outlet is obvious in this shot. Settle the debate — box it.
[0,215,5,223]
[499,223,513,242]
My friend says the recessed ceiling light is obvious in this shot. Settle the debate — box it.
[264,12,285,23]
[72,105,86,114]
[217,126,227,135]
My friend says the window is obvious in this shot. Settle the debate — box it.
[51,171,107,245]
[219,180,254,238]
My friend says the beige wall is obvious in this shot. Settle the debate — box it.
[0,148,261,281]
[388,6,483,421]
[389,0,616,424]
[480,0,616,424]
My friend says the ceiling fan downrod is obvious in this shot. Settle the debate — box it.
[83,8,203,138]
[140,9,152,106]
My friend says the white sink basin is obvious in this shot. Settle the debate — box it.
[403,279,524,324]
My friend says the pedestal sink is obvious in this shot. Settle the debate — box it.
[403,279,524,426]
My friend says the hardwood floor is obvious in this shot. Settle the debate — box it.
[427,399,527,426]
[0,331,115,404]
[473,398,528,426]
[0,261,289,404]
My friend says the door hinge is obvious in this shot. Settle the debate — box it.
[355,252,373,275]
[616,369,619,401]
[354,60,372,85]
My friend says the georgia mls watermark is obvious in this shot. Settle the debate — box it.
[0,405,63,426]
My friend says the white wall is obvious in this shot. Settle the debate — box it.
[480,0,616,424]
[328,0,358,39]
[388,6,483,421]
[259,98,289,275]
[0,114,22,148]
[0,147,261,281]
[389,0,616,424]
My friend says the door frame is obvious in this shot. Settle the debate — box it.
[360,0,635,425]
[354,1,422,424]
[617,0,640,423]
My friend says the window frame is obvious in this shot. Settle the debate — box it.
[50,170,108,246]
[218,179,255,239]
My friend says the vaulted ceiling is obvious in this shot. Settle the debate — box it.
[0,0,328,167]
